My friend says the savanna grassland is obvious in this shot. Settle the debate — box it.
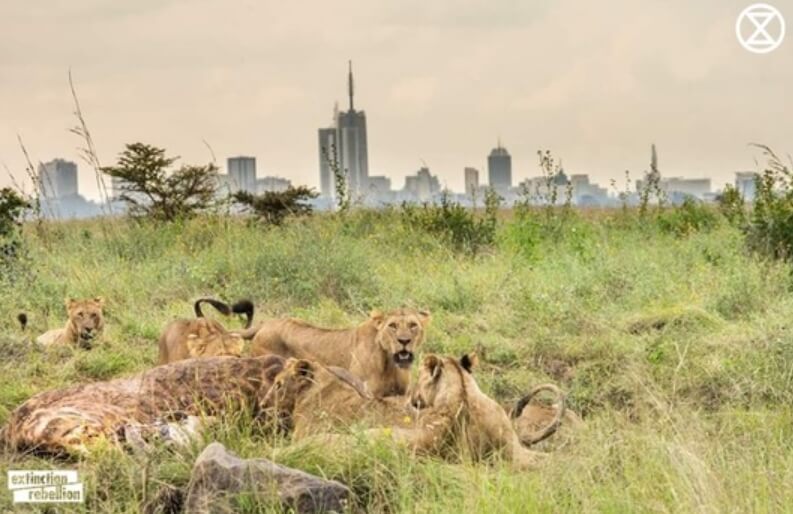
[1,204,792,513]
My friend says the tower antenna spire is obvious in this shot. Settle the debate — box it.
[348,60,354,111]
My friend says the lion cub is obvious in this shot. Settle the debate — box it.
[36,297,105,349]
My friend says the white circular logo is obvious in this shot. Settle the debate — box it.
[736,3,786,54]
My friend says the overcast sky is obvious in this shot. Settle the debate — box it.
[1,0,791,200]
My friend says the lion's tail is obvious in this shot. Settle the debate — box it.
[511,383,566,446]
[193,298,255,328]
[17,313,28,331]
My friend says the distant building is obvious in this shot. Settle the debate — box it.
[38,159,78,199]
[464,167,479,197]
[227,156,257,193]
[569,174,609,205]
[635,176,712,201]
[663,177,711,200]
[404,167,440,202]
[317,62,370,200]
[735,172,758,201]
[488,143,512,192]
[367,176,392,197]
[318,126,338,198]
[256,176,291,193]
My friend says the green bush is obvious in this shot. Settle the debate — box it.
[745,146,793,260]
[400,190,499,254]
[656,197,718,237]
[0,188,31,283]
[718,184,746,226]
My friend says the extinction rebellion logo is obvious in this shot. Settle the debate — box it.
[736,3,786,53]
[7,470,84,503]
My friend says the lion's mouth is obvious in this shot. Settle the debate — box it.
[78,331,95,349]
[393,351,414,368]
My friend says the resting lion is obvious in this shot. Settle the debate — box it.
[512,385,582,445]
[249,308,431,397]
[262,358,414,438]
[0,355,285,456]
[158,298,254,365]
[268,354,555,470]
[386,353,551,470]
[35,297,105,349]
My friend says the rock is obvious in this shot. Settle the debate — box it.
[183,442,351,514]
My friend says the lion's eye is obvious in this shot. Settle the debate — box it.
[388,323,398,330]
[409,322,418,329]
[77,312,85,318]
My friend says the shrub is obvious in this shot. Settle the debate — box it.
[718,184,746,226]
[656,197,719,237]
[745,146,793,260]
[0,188,29,237]
[0,188,31,282]
[233,186,318,226]
[101,143,218,222]
[400,189,499,254]
[321,144,350,213]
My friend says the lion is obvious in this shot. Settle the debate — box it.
[249,308,431,397]
[158,298,254,365]
[512,385,582,446]
[262,358,414,438]
[383,353,552,470]
[264,354,555,470]
[35,297,105,349]
[0,355,285,456]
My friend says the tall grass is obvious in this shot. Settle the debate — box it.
[1,208,792,512]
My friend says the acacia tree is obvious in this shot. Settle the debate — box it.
[101,143,218,221]
[233,186,318,226]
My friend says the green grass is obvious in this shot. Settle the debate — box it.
[1,209,792,513]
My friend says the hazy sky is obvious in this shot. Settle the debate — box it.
[1,0,791,200]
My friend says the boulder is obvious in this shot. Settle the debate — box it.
[183,442,351,513]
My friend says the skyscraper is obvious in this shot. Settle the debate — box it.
[227,156,257,193]
[464,167,479,197]
[38,159,78,199]
[317,61,370,199]
[488,143,512,192]
[318,126,337,198]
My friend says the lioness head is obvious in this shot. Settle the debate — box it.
[261,358,318,431]
[410,353,478,409]
[371,308,431,370]
[185,332,244,359]
[66,297,105,348]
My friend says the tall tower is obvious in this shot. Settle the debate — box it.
[38,159,78,199]
[488,142,512,192]
[317,61,370,200]
[227,156,257,193]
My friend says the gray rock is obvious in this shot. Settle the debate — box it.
[183,442,351,513]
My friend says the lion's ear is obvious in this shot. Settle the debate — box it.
[424,354,442,380]
[460,353,479,373]
[417,309,432,326]
[293,359,315,380]
[93,296,105,307]
[65,298,77,309]
[369,310,386,329]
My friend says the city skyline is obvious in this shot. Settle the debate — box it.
[1,1,791,201]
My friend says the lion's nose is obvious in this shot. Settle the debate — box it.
[397,337,411,346]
